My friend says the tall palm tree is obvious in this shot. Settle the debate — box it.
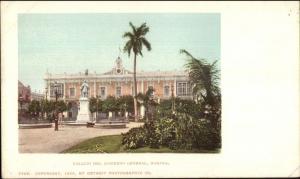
[180,49,220,106]
[123,22,152,121]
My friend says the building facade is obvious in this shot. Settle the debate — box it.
[44,56,192,119]
[18,81,31,110]
[31,91,44,101]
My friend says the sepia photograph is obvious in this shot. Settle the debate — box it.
[18,13,221,154]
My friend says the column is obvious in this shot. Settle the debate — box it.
[63,80,66,101]
[48,80,51,100]
[94,80,96,97]
[44,79,48,99]
[78,80,81,98]
[141,80,144,93]
[173,79,177,97]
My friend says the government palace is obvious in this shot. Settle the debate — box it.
[44,56,192,119]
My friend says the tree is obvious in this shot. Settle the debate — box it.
[117,95,134,114]
[40,99,49,119]
[55,101,67,113]
[180,49,220,107]
[89,97,102,120]
[40,100,56,121]
[89,97,98,114]
[123,22,152,121]
[28,100,41,118]
[180,49,221,130]
[102,96,118,113]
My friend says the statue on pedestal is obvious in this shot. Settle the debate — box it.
[77,80,91,123]
[80,80,89,98]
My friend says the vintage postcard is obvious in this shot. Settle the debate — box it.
[17,12,221,154]
[1,1,299,178]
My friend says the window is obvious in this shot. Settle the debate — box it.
[164,85,170,97]
[176,82,191,96]
[116,86,121,97]
[100,87,106,98]
[50,83,64,97]
[69,88,75,97]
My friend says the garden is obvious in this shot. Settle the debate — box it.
[63,94,221,153]
[63,22,221,153]
[20,21,221,153]
[18,95,135,123]
[63,47,222,153]
[18,99,68,124]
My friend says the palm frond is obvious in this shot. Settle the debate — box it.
[140,24,150,36]
[123,32,134,39]
[181,49,221,106]
[180,49,196,60]
[123,41,133,57]
[137,40,143,57]
[141,37,152,51]
[139,51,143,57]
[129,22,136,34]
[123,22,151,58]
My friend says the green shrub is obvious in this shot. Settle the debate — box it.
[157,98,201,119]
[143,121,161,148]
[191,120,221,149]
[121,127,146,149]
[122,121,161,149]
[159,113,220,150]
[167,140,179,150]
[175,99,201,119]
[122,112,221,151]
[156,118,176,146]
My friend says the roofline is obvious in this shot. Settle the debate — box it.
[44,70,188,80]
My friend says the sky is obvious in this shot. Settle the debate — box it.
[18,13,220,92]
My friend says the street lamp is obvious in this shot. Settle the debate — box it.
[54,81,59,131]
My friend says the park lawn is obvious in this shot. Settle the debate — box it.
[62,135,220,153]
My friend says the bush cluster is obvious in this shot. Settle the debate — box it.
[121,127,145,149]
[121,95,221,151]
[90,95,134,114]
[122,112,221,150]
[157,98,201,119]
[25,100,68,120]
[121,121,161,149]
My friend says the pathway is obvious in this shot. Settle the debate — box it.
[19,122,143,153]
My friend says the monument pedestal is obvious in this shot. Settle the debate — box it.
[76,97,91,123]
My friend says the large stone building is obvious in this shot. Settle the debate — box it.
[18,81,44,112]
[44,56,192,119]
[18,81,31,110]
